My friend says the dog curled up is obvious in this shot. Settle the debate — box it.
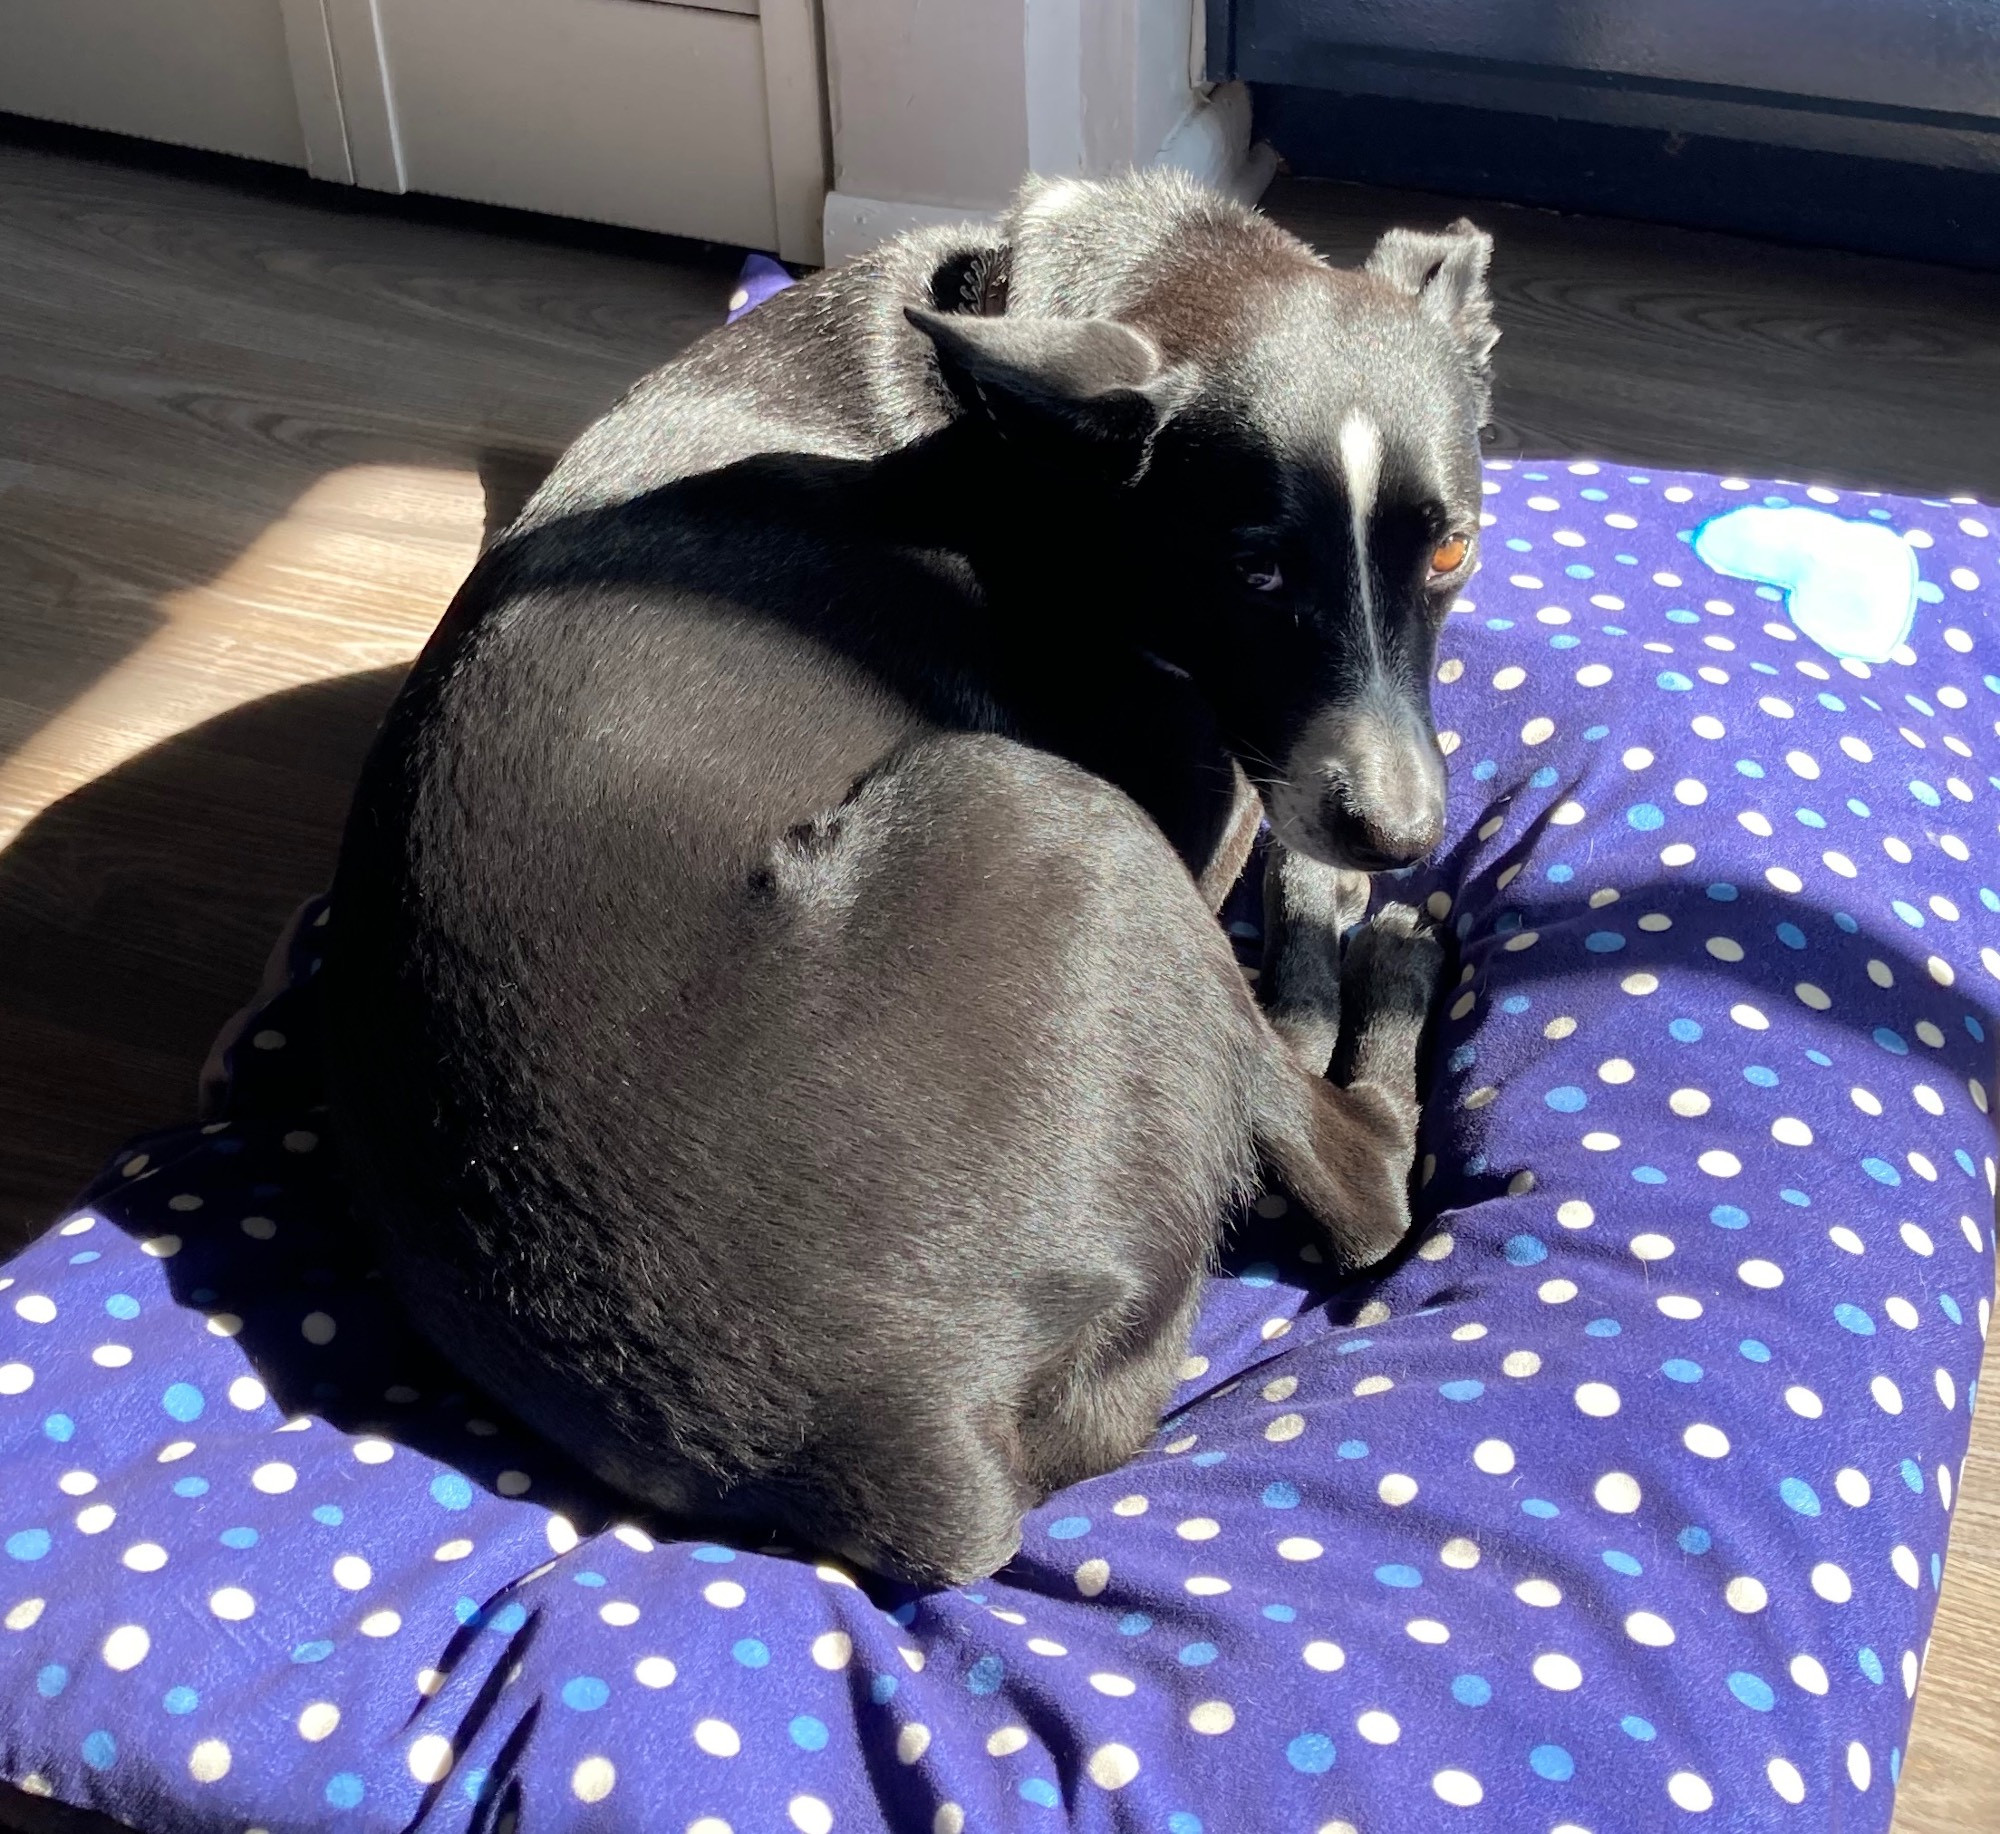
[323,172,1496,1586]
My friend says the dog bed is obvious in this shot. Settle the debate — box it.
[4,331,1997,1832]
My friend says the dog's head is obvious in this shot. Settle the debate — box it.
[907,174,1495,872]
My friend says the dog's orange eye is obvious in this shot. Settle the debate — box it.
[1430,534,1470,575]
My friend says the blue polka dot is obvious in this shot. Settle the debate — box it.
[1631,1165,1666,1185]
[1046,1515,1091,1540]
[1522,1498,1559,1519]
[1179,1642,1219,1667]
[1780,1187,1811,1207]
[1505,1234,1549,1265]
[1661,1359,1703,1383]
[1288,1733,1337,1775]
[1793,809,1825,829]
[1972,1013,1991,1039]
[325,1774,365,1811]
[1530,1745,1575,1782]
[1834,909,1859,932]
[1168,1816,1203,1834]
[1910,780,1942,807]
[1439,1379,1485,1401]
[67,1250,98,1265]
[1602,1550,1643,1576]
[80,1731,117,1770]
[1583,724,1610,741]
[1236,1262,1278,1289]
[571,1570,606,1588]
[967,1654,1005,1694]
[1859,1647,1886,1684]
[1118,1613,1153,1635]
[1626,803,1664,831]
[1584,1318,1621,1337]
[1334,1337,1374,1356]
[1374,1564,1423,1589]
[731,1639,769,1670]
[1780,1478,1822,1517]
[1447,1044,1477,1073]
[1736,758,1766,778]
[487,1602,527,1634]
[6,1529,51,1562]
[1656,671,1693,691]
[1705,881,1739,901]
[461,1768,492,1803]
[690,1545,736,1562]
[1666,608,1699,624]
[1739,1339,1772,1363]
[1473,759,1498,780]
[1862,1156,1903,1185]
[163,1685,199,1714]
[1621,1716,1657,1741]
[1806,1050,1832,1066]
[1502,994,1531,1013]
[292,1641,335,1664]
[1545,863,1574,881]
[104,1294,140,1321]
[1901,1459,1925,1492]
[1530,765,1559,788]
[1669,1018,1704,1042]
[1744,1065,1778,1087]
[36,1664,68,1699]
[1583,930,1626,953]
[1336,1439,1368,1460]
[171,1477,208,1499]
[1728,1672,1776,1712]
[1262,1603,1297,1622]
[1452,1674,1492,1707]
[41,1413,74,1443]
[1710,1204,1749,1229]
[219,1526,257,1549]
[1018,1779,1061,1809]
[1817,692,1847,711]
[1678,1526,1713,1555]
[1834,1303,1876,1335]
[429,1473,474,1511]
[1942,1294,1964,1324]
[311,1505,343,1526]
[160,1382,204,1423]
[871,1674,898,1704]
[790,1715,829,1751]
[1891,900,1926,929]
[1262,1481,1301,1509]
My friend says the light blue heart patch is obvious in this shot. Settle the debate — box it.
[1693,505,1919,664]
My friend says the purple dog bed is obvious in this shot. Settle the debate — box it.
[2,282,1996,1833]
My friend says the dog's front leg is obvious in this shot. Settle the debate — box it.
[1259,844,1372,1077]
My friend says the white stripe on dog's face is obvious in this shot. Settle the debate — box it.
[1338,410,1383,654]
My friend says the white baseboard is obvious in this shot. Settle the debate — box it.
[819,82,1278,267]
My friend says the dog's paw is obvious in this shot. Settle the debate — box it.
[1344,902,1448,1015]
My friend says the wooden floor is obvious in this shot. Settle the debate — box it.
[1,120,1997,1831]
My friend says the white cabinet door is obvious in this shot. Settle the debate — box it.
[0,0,308,165]
[327,0,827,259]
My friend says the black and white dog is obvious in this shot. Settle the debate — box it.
[324,172,1495,1585]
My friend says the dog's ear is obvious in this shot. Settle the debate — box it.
[905,307,1193,480]
[1365,219,1498,407]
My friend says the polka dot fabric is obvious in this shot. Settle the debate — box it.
[2,459,1997,1834]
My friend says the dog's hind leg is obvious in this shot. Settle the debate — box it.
[1251,902,1445,1268]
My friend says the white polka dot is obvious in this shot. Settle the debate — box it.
[208,1587,254,1621]
[1086,1743,1139,1790]
[188,1740,231,1783]
[1377,1473,1419,1506]
[76,1504,115,1535]
[1682,1423,1731,1459]
[1265,1412,1305,1442]
[1501,1350,1542,1377]
[1698,1150,1741,1177]
[251,1461,297,1495]
[1667,1772,1714,1813]
[1532,1652,1583,1691]
[1592,1471,1642,1514]
[1726,1575,1769,1614]
[1658,1294,1703,1321]
[1355,1710,1400,1745]
[1737,1258,1783,1289]
[1785,1385,1824,1420]
[1847,1743,1873,1792]
[1440,1537,1481,1569]
[1074,1558,1110,1596]
[1089,1672,1136,1696]
[1514,1578,1562,1608]
[1432,1770,1484,1808]
[1176,1516,1220,1541]
[301,1312,337,1345]
[1872,1375,1905,1415]
[1406,1618,1449,1645]
[704,1579,746,1609]
[1277,1536,1324,1561]
[1573,1382,1621,1418]
[1625,1610,1675,1647]
[122,1542,168,1573]
[573,1757,617,1803]
[1768,1758,1807,1804]
[634,1655,677,1687]
[358,1609,401,1637]
[406,1733,453,1782]
[1303,1640,1346,1672]
[599,1600,640,1627]
[4,1598,45,1631]
[1811,1562,1854,1603]
[101,1624,150,1669]
[433,1538,473,1562]
[1771,1116,1813,1146]
[695,1719,741,1758]
[1188,1700,1235,1735]
[91,1344,132,1369]
[332,1555,371,1591]
[1539,1278,1579,1303]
